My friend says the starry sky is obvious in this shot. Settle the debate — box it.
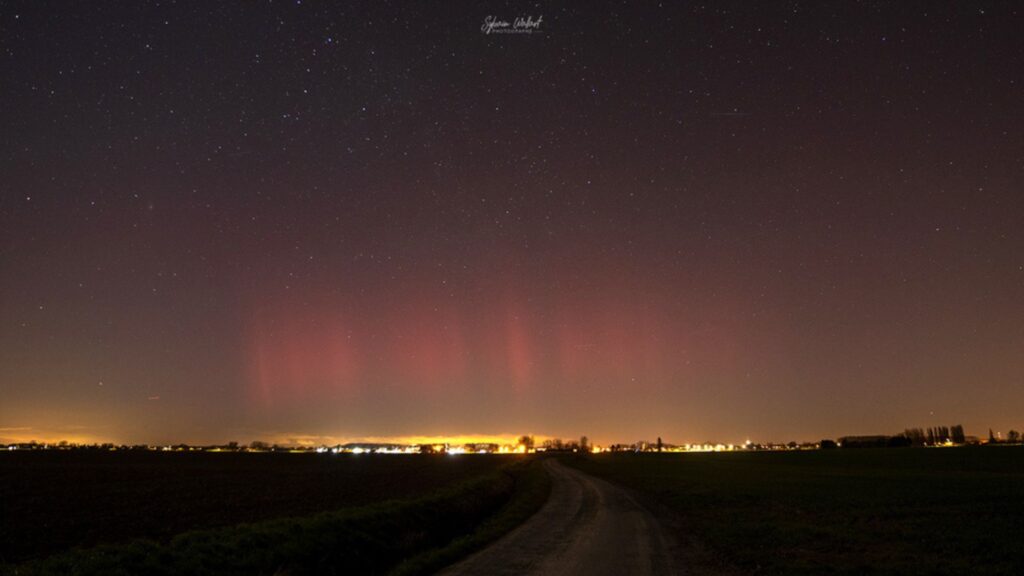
[1,1,1022,446]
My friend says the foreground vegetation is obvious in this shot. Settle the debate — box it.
[569,447,1024,575]
[0,453,550,575]
[0,451,513,562]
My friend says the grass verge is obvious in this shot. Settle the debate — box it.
[389,456,551,575]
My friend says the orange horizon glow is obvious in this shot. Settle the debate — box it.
[0,430,555,448]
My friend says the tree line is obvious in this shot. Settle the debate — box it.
[989,428,1022,443]
[902,425,966,446]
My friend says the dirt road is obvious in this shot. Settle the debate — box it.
[439,458,678,576]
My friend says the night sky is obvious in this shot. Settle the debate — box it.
[2,2,1022,446]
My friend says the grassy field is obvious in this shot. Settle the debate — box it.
[0,451,544,572]
[568,447,1024,575]
[3,457,550,576]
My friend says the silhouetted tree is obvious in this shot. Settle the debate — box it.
[517,435,535,452]
[989,429,996,444]
[904,428,926,446]
[951,425,966,444]
[579,436,589,452]
[1008,430,1021,443]
[657,437,663,452]
[820,439,837,449]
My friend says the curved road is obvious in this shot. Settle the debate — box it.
[440,459,678,576]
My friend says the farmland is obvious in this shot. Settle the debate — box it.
[568,447,1024,575]
[7,447,1024,575]
[0,451,539,571]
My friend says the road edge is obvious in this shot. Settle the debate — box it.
[389,457,554,576]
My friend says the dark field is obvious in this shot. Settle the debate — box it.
[0,451,515,564]
[570,447,1024,575]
